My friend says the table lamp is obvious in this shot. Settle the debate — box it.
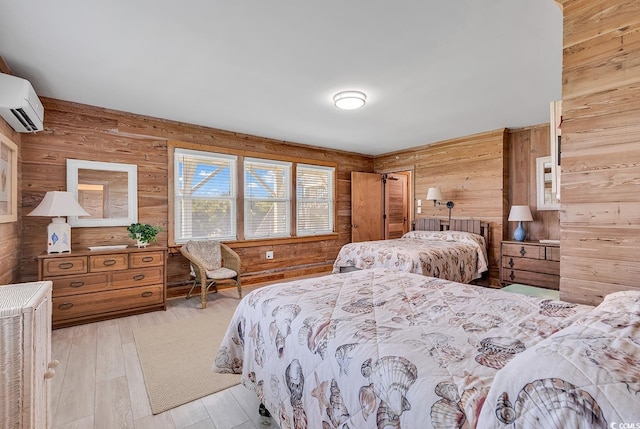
[27,191,90,253]
[508,205,533,241]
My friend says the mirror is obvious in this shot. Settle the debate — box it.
[536,156,560,210]
[66,159,138,227]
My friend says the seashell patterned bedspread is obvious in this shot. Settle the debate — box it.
[478,289,640,428]
[331,230,488,283]
[212,268,625,429]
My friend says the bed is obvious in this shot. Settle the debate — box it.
[332,219,490,283]
[212,268,640,428]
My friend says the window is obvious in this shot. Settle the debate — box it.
[244,158,291,239]
[174,149,237,243]
[296,164,334,236]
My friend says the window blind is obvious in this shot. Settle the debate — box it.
[296,164,334,235]
[244,157,291,239]
[174,149,237,242]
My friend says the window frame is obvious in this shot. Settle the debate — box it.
[172,147,238,244]
[168,141,338,247]
[243,157,292,239]
[295,163,335,236]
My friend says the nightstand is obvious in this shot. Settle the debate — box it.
[500,240,560,290]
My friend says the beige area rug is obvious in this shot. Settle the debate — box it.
[133,307,241,414]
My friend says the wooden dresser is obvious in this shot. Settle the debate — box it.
[37,246,166,328]
[0,281,56,428]
[500,240,560,290]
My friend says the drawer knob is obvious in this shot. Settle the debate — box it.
[141,291,153,298]
[58,302,74,311]
[58,262,74,269]
[142,256,154,262]
[519,246,526,256]
[69,281,85,288]
[508,258,514,268]
[133,274,145,281]
[509,271,515,281]
[103,259,117,266]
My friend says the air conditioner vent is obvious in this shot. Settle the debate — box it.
[0,73,44,133]
[11,108,39,132]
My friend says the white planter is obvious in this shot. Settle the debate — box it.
[135,233,149,248]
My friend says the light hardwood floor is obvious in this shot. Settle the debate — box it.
[50,284,278,429]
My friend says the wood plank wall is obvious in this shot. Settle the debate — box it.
[0,120,21,285]
[374,129,508,286]
[558,0,640,304]
[18,98,373,288]
[508,124,560,241]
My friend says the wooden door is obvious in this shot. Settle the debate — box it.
[351,172,383,242]
[385,173,409,239]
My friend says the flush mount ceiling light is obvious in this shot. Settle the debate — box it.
[333,90,366,110]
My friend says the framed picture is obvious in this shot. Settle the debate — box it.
[0,131,18,223]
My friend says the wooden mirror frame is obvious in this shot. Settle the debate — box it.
[66,159,138,227]
[536,156,560,211]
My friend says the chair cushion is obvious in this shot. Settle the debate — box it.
[206,266,238,280]
[185,240,222,271]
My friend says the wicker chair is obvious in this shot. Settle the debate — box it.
[179,240,242,309]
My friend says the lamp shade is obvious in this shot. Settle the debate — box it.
[426,187,443,202]
[27,191,90,217]
[508,205,533,222]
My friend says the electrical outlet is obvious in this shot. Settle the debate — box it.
[266,251,274,260]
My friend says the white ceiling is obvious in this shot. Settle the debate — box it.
[0,1,562,156]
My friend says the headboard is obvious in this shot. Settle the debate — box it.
[414,218,490,245]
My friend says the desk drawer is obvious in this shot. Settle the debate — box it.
[41,257,87,277]
[52,284,164,323]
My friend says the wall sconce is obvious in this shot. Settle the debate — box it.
[27,191,90,253]
[426,187,455,222]
[508,205,533,241]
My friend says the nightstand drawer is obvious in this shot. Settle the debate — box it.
[89,254,129,272]
[546,247,560,261]
[502,243,544,259]
[502,269,559,290]
[130,251,164,268]
[41,257,87,277]
[502,256,559,276]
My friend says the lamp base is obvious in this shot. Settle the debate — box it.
[47,217,71,253]
[513,221,527,242]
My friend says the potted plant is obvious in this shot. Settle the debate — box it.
[127,223,162,247]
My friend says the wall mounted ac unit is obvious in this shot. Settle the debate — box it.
[0,73,44,132]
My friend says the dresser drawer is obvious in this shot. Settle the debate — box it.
[130,251,164,268]
[52,273,110,296]
[89,254,129,272]
[112,267,164,288]
[52,284,164,323]
[502,256,559,276]
[41,257,88,277]
[502,269,559,290]
[501,243,544,259]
